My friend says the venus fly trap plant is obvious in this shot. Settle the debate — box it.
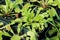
[0,0,60,40]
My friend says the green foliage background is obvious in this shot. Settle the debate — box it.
[0,0,60,40]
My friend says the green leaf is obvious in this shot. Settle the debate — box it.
[15,5,21,13]
[48,0,53,4]
[46,37,50,40]
[56,22,60,27]
[5,24,11,31]
[22,17,28,22]
[29,10,34,19]
[5,0,11,13]
[22,3,32,16]
[27,29,38,40]
[17,23,22,34]
[32,23,40,28]
[26,37,30,40]
[10,29,14,34]
[36,7,43,15]
[0,22,4,26]
[33,14,44,21]
[10,20,15,25]
[5,0,11,5]
[48,27,57,36]
[29,0,37,2]
[9,2,16,9]
[54,0,60,8]
[45,23,48,27]
[3,31,11,37]
[15,18,22,23]
[57,32,60,38]
[43,12,49,17]
[11,35,20,40]
[0,31,3,40]
[16,0,23,4]
[27,10,34,22]
[48,7,57,17]
[50,36,59,40]
[39,23,44,30]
